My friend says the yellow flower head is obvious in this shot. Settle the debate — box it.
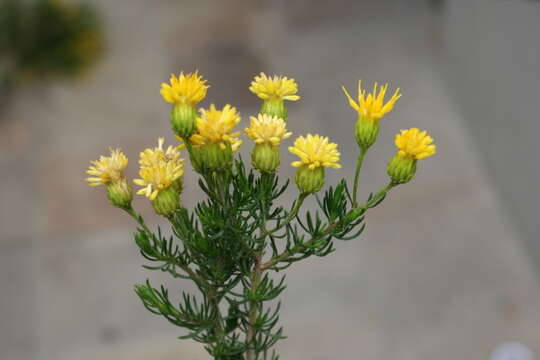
[86,148,128,186]
[395,128,436,160]
[249,73,300,101]
[160,71,209,106]
[139,137,183,168]
[190,104,242,151]
[342,80,401,122]
[245,114,292,147]
[134,138,185,200]
[289,134,341,170]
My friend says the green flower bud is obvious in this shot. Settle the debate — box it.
[355,117,379,151]
[151,186,181,216]
[261,98,288,122]
[252,143,280,172]
[189,142,233,173]
[387,154,417,185]
[106,178,132,209]
[170,104,198,139]
[295,166,325,194]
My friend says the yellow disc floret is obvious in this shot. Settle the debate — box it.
[134,138,184,200]
[245,114,292,146]
[395,128,436,160]
[138,137,184,168]
[249,73,300,101]
[342,80,401,123]
[289,134,341,170]
[160,71,209,106]
[86,148,128,186]
[190,104,242,151]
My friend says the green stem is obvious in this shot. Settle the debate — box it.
[352,148,367,208]
[124,207,207,288]
[246,258,262,360]
[125,206,227,346]
[260,192,308,239]
[261,183,395,270]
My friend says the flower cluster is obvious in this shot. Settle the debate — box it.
[85,69,438,360]
[87,70,436,215]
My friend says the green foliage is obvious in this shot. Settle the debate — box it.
[0,0,103,92]
[127,159,393,360]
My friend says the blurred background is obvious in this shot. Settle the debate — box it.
[1,0,540,359]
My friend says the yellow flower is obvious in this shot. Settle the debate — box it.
[289,134,341,170]
[342,80,401,123]
[134,138,184,200]
[139,137,183,169]
[245,114,292,147]
[249,73,300,101]
[395,128,436,160]
[160,71,209,105]
[190,104,242,151]
[86,148,128,186]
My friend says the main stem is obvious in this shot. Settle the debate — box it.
[246,257,262,360]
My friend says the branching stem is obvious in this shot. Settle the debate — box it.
[261,182,395,270]
[260,192,308,239]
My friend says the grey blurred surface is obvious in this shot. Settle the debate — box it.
[443,0,540,266]
[1,0,540,359]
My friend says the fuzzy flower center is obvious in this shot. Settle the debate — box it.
[86,148,128,186]
[245,114,292,147]
[134,138,184,200]
[395,128,436,160]
[289,134,341,170]
[249,73,300,101]
[189,104,242,152]
[160,71,209,106]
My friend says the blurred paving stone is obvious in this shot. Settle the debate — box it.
[66,338,206,360]
[0,248,38,360]
[36,228,202,360]
[0,147,40,249]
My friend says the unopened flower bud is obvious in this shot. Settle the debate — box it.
[355,118,379,151]
[189,142,233,172]
[151,186,181,216]
[106,178,132,209]
[252,143,280,172]
[260,99,288,122]
[170,104,198,139]
[387,154,416,185]
[295,166,325,194]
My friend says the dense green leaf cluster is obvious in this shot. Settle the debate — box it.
[0,0,102,95]
[128,159,393,360]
